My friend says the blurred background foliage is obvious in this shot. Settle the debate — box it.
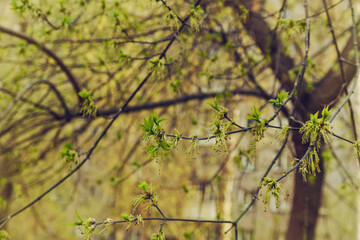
[0,0,359,239]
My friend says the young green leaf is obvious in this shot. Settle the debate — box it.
[321,106,332,121]
[269,90,289,106]
[120,213,132,222]
[138,181,149,192]
[246,106,263,122]
[208,97,220,112]
[70,210,83,226]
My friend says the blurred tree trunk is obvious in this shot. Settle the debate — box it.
[286,131,325,240]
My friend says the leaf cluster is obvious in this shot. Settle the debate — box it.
[208,97,228,119]
[298,106,333,180]
[246,106,263,122]
[131,181,159,214]
[258,177,286,211]
[300,106,332,148]
[189,5,204,32]
[141,113,173,159]
[10,0,29,16]
[73,211,97,240]
[297,148,321,181]
[211,118,231,154]
[247,106,267,146]
[275,124,289,143]
[278,18,306,39]
[269,90,289,107]
[238,5,249,22]
[60,143,79,171]
[0,230,10,240]
[163,10,180,31]
[207,97,232,153]
[148,59,165,81]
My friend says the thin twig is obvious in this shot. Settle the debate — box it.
[96,217,234,225]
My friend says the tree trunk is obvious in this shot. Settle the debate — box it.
[286,131,325,240]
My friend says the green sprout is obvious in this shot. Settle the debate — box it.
[278,18,306,39]
[141,113,171,160]
[60,143,79,171]
[120,213,132,222]
[131,181,158,214]
[238,5,249,22]
[300,106,332,148]
[269,90,289,107]
[182,184,189,193]
[79,90,97,118]
[0,230,10,240]
[58,16,74,26]
[208,97,233,153]
[148,59,165,80]
[298,106,333,180]
[79,218,96,240]
[211,118,231,154]
[259,177,286,211]
[189,5,204,32]
[141,113,167,139]
[247,106,267,146]
[163,10,180,30]
[246,106,263,122]
[208,97,228,119]
[10,0,28,15]
[72,211,96,240]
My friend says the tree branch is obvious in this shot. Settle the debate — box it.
[0,25,82,104]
